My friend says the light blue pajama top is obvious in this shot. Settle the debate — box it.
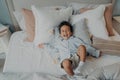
[44,36,100,63]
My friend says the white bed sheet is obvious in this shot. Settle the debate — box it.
[3,31,65,75]
[1,62,120,80]
[3,31,120,76]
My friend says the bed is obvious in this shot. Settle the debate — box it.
[2,0,120,80]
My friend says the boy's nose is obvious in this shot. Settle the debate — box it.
[65,31,67,33]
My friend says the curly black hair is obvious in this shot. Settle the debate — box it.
[58,21,73,34]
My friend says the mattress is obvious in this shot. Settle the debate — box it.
[3,31,120,76]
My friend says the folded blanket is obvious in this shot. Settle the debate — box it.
[92,36,120,56]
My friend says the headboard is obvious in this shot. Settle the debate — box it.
[7,0,115,31]
[12,0,113,10]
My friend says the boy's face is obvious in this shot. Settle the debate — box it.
[60,25,72,40]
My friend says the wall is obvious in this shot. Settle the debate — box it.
[0,0,14,32]
[113,0,120,16]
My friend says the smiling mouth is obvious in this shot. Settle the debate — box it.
[63,35,68,37]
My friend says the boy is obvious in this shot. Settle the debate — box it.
[38,21,101,78]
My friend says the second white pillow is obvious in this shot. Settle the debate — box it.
[71,18,91,44]
[71,5,109,39]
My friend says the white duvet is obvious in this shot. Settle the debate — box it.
[1,63,120,80]
[3,31,120,79]
[4,31,65,75]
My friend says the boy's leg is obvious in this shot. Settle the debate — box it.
[62,59,74,76]
[75,45,86,73]
[77,45,86,62]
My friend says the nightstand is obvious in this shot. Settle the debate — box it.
[0,25,11,59]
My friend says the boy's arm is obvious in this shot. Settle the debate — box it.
[38,43,60,64]
[38,42,59,55]
[38,43,44,48]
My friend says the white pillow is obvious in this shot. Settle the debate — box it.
[32,5,73,46]
[13,11,26,31]
[71,5,109,39]
[72,18,91,44]
[13,6,66,31]
[68,2,99,14]
[68,3,109,14]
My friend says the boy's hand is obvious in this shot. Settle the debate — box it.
[38,43,44,48]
